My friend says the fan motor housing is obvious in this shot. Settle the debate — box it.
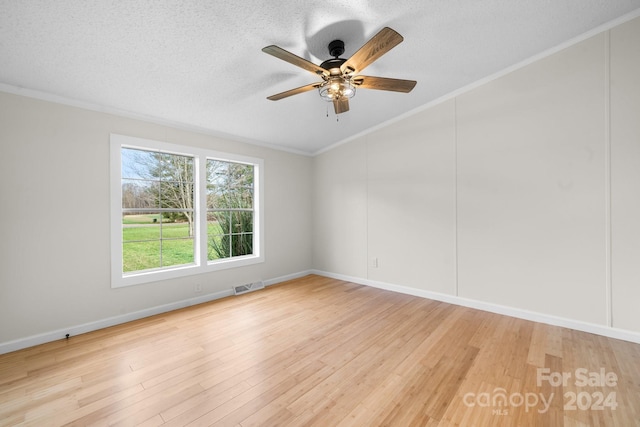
[320,57,346,72]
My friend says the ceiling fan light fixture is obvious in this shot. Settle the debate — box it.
[262,27,416,114]
[319,77,356,101]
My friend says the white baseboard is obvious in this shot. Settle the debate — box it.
[310,270,640,345]
[0,288,236,355]
[4,268,638,354]
[263,270,314,287]
[1,270,316,355]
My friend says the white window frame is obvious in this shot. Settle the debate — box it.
[110,134,264,288]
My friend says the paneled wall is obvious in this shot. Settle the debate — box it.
[313,17,640,333]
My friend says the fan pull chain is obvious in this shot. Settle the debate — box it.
[324,105,338,122]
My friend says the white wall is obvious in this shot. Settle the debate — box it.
[0,92,312,346]
[611,17,640,332]
[313,17,640,334]
[366,101,456,294]
[456,32,606,325]
[312,139,368,277]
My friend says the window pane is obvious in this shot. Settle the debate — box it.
[232,211,253,233]
[209,211,230,234]
[207,160,228,188]
[122,148,159,180]
[123,241,160,272]
[228,163,254,187]
[159,181,190,210]
[158,154,194,210]
[206,185,215,209]
[206,159,254,211]
[207,212,224,235]
[161,238,195,267]
[207,234,228,260]
[238,188,253,209]
[122,179,158,209]
[231,233,253,257]
[157,153,193,180]
[207,211,230,260]
[122,219,161,242]
[213,191,253,210]
[161,221,192,239]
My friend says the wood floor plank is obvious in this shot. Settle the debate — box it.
[1,274,639,426]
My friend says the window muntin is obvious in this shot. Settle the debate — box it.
[110,134,263,288]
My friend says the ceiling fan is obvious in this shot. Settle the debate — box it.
[262,27,417,114]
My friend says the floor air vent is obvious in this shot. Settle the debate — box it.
[233,281,265,295]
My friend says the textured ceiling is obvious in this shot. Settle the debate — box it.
[1,1,640,155]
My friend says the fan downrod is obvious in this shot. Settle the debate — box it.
[328,40,345,58]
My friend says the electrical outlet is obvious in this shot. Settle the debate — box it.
[194,282,202,293]
[371,257,379,268]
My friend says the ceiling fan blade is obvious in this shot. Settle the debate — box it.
[333,98,350,114]
[262,45,329,78]
[352,76,416,93]
[266,82,323,101]
[341,27,404,75]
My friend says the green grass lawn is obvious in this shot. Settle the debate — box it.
[122,214,162,225]
[122,217,225,272]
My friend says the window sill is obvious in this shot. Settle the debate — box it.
[111,254,264,288]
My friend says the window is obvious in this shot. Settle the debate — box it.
[110,134,263,288]
[207,160,254,261]
[120,148,196,272]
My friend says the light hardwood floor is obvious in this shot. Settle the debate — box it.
[1,275,639,426]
